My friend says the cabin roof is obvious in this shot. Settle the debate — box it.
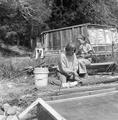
[41,23,116,35]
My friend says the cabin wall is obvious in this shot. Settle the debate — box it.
[42,24,118,56]
[42,26,88,51]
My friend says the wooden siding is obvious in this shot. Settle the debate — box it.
[41,24,118,55]
[42,26,86,51]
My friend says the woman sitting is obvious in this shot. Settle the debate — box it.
[58,42,88,87]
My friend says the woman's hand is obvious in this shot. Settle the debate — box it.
[68,72,74,79]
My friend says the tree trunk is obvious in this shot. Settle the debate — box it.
[30,38,37,51]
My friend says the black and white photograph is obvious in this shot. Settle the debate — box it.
[0,0,118,120]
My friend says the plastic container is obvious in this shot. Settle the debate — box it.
[34,67,49,88]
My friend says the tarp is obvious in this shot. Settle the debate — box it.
[87,27,118,45]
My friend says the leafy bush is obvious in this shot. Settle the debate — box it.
[0,56,45,79]
[0,61,20,79]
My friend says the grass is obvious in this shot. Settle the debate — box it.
[0,58,40,83]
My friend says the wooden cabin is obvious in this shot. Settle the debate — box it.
[40,23,118,65]
[41,23,118,54]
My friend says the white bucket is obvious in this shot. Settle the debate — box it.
[34,67,49,88]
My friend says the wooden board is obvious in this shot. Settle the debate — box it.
[49,91,118,120]
[87,62,116,74]
[12,98,65,120]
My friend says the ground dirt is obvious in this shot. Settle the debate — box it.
[0,75,59,107]
[0,74,116,107]
[0,73,117,120]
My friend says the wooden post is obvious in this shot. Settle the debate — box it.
[103,29,107,53]
[110,30,114,60]
[44,33,49,51]
[60,31,63,51]
[72,27,75,43]
[112,41,114,60]
[50,33,53,50]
